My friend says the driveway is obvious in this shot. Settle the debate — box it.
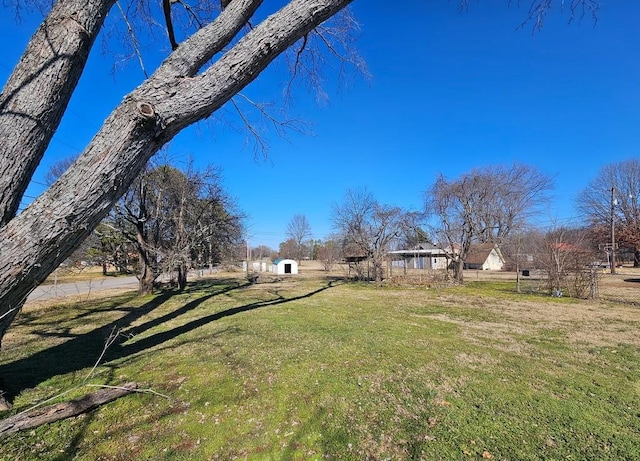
[26,276,139,303]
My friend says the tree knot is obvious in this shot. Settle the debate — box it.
[137,102,156,119]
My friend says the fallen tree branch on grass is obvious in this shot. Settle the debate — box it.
[0,382,139,439]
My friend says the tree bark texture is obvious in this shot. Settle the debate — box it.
[177,263,187,291]
[0,383,138,439]
[0,0,116,226]
[0,0,353,345]
[136,225,156,295]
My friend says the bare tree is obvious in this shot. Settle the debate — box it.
[251,245,277,261]
[316,237,342,272]
[115,164,161,294]
[115,161,243,293]
[194,184,245,274]
[577,159,640,267]
[0,0,355,355]
[278,238,299,260]
[425,163,553,282]
[533,226,598,298]
[426,174,476,282]
[500,227,534,293]
[286,214,312,262]
[332,188,405,282]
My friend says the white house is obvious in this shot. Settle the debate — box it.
[271,258,298,275]
[463,243,505,271]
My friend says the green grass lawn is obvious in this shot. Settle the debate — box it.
[1,274,639,460]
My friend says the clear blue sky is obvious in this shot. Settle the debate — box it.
[2,1,639,250]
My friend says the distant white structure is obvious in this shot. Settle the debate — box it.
[244,259,269,273]
[252,261,267,272]
[272,258,298,275]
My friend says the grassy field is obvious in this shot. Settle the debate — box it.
[1,265,639,460]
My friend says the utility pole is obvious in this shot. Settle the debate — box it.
[611,187,616,275]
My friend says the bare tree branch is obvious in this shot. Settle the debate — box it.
[116,0,150,77]
[0,383,140,438]
[162,0,179,50]
[457,0,599,31]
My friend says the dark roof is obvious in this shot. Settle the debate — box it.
[344,255,368,263]
[273,258,296,265]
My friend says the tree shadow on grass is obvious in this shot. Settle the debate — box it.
[0,278,336,403]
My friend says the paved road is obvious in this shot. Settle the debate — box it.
[26,276,139,303]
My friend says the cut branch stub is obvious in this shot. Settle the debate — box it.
[137,102,156,118]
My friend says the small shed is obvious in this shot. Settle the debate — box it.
[272,258,298,275]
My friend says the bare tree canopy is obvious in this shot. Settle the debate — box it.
[332,188,406,282]
[425,163,553,281]
[577,159,640,266]
[0,0,355,352]
[113,160,243,293]
[459,0,599,31]
[286,214,312,262]
[534,226,598,298]
[316,237,341,272]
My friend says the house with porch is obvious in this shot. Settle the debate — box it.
[387,243,451,271]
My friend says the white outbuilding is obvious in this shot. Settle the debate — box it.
[271,258,298,275]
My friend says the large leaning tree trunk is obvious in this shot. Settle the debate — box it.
[0,0,353,349]
[0,0,116,227]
